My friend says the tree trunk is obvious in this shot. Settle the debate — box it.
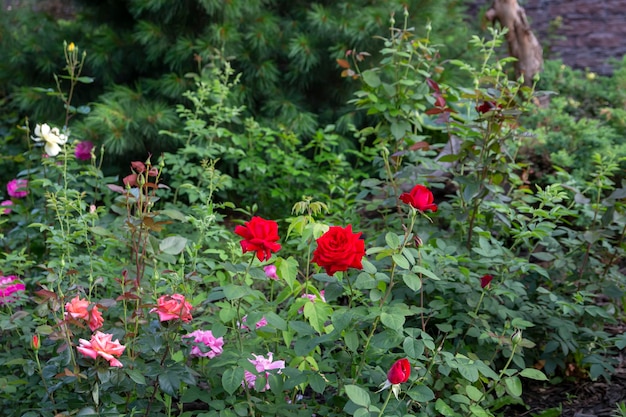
[485,0,543,85]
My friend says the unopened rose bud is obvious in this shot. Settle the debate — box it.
[32,334,40,350]
[512,329,522,345]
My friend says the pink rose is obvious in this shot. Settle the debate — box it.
[240,315,268,330]
[1,200,13,214]
[77,331,125,367]
[243,352,285,391]
[264,265,279,280]
[0,275,25,305]
[183,330,224,358]
[65,295,104,331]
[150,294,193,322]
[7,179,28,198]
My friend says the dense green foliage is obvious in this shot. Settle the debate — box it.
[0,2,625,417]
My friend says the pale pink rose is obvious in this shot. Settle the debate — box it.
[77,331,125,367]
[0,275,25,305]
[239,315,268,330]
[65,295,104,331]
[7,179,28,198]
[1,200,13,214]
[150,294,193,322]
[264,265,279,280]
[183,330,224,358]
[243,352,285,391]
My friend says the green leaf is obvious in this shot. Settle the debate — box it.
[345,384,370,407]
[465,385,483,402]
[385,232,400,249]
[222,367,245,395]
[469,404,491,417]
[519,368,548,381]
[77,76,95,83]
[392,253,410,270]
[380,311,405,331]
[412,265,440,280]
[308,373,326,394]
[344,330,359,352]
[406,385,435,402]
[402,273,422,292]
[303,301,330,334]
[457,363,479,382]
[126,369,146,385]
[504,376,523,397]
[362,70,381,88]
[160,236,188,255]
[222,284,252,300]
[277,257,298,290]
[158,370,181,396]
[435,398,457,416]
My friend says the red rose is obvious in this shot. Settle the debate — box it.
[387,358,411,384]
[480,274,493,289]
[399,185,438,213]
[234,217,281,261]
[311,225,365,276]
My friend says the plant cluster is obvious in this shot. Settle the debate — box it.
[0,11,624,417]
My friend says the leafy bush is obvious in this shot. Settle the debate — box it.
[0,15,624,417]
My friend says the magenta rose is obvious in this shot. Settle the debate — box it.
[7,179,28,198]
[75,141,94,161]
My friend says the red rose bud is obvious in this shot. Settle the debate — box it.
[32,334,40,350]
[399,185,438,213]
[387,358,411,385]
[480,274,494,289]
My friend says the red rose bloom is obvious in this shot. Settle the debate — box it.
[311,225,365,276]
[480,274,494,289]
[399,185,438,213]
[387,358,411,384]
[234,217,281,261]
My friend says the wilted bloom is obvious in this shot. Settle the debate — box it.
[32,123,68,157]
[77,331,125,367]
[264,265,279,280]
[183,330,224,358]
[0,275,25,305]
[234,217,282,261]
[243,352,285,391]
[240,315,268,330]
[150,294,193,322]
[311,225,365,276]
[64,295,104,331]
[476,100,500,114]
[399,185,438,213]
[7,179,28,198]
[1,200,13,214]
[480,274,494,289]
[75,141,94,161]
